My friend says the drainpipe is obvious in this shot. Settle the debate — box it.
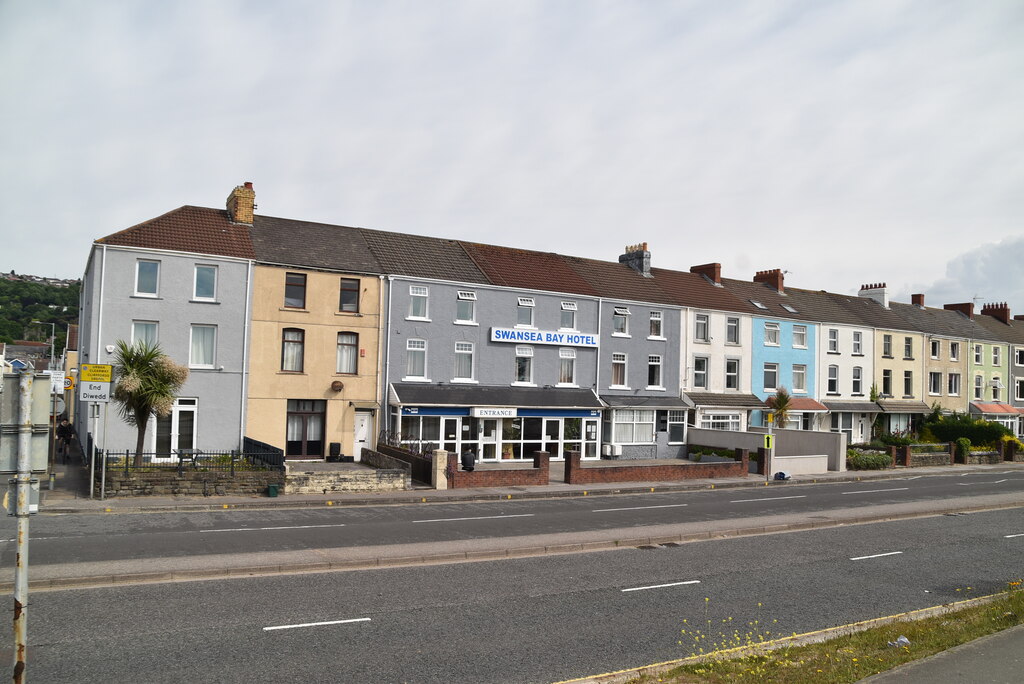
[376,275,386,446]
[239,260,254,448]
[12,372,33,683]
[382,276,394,437]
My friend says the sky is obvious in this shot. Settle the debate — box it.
[2,0,1022,314]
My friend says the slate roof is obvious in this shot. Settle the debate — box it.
[459,242,599,296]
[889,301,992,340]
[359,229,489,284]
[823,400,881,413]
[97,206,256,259]
[682,392,766,408]
[250,215,381,273]
[876,399,932,413]
[972,312,1024,346]
[600,395,694,409]
[390,383,604,408]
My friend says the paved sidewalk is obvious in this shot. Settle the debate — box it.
[857,624,1024,684]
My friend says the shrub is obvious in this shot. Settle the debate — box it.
[880,432,914,447]
[847,450,892,470]
[687,445,739,460]
[925,412,1011,447]
[956,437,972,459]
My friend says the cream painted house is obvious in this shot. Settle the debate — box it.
[246,264,382,460]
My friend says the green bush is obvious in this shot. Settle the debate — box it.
[956,437,972,459]
[880,433,914,446]
[925,413,1011,447]
[847,450,892,470]
[687,445,738,460]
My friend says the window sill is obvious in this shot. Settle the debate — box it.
[277,371,305,375]
[131,294,162,300]
[903,357,914,361]
[281,307,309,313]
[336,311,362,317]
[453,321,478,326]
[694,338,710,344]
[558,328,579,333]
[611,333,631,338]
[189,299,220,305]
[764,343,780,347]
[451,379,478,384]
[902,395,915,399]
[793,389,807,394]
[401,377,432,383]
[645,386,666,392]
[852,353,864,357]
[514,325,537,330]
[851,393,865,397]
[882,354,893,359]
[608,385,631,390]
[406,317,431,323]
[511,382,536,387]
[555,383,578,388]
[647,336,667,342]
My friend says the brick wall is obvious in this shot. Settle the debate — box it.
[446,452,550,488]
[564,450,748,484]
[96,471,283,497]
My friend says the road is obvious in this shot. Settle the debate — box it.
[1,508,1022,683]
[2,470,1022,571]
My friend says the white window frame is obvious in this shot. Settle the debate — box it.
[950,342,960,361]
[928,371,942,395]
[694,313,709,342]
[612,409,655,444]
[189,324,217,369]
[408,285,429,320]
[827,365,839,394]
[792,325,807,349]
[852,331,863,355]
[883,334,893,357]
[993,347,1001,366]
[764,322,780,346]
[852,366,863,395]
[763,362,778,391]
[131,320,158,346]
[646,354,663,390]
[649,311,664,339]
[693,356,708,389]
[974,374,983,399]
[1016,347,1024,367]
[726,317,740,344]
[455,291,477,324]
[1015,377,1024,401]
[828,329,839,353]
[904,337,913,359]
[514,345,534,385]
[882,369,893,396]
[930,340,940,359]
[948,373,960,396]
[336,332,358,375]
[992,376,1002,401]
[612,306,630,336]
[558,348,577,386]
[610,352,628,388]
[517,297,535,328]
[667,410,687,444]
[560,301,577,330]
[700,412,741,431]
[405,339,428,380]
[193,264,218,301]
[903,370,913,397]
[135,259,160,297]
[453,341,475,382]
[974,344,983,365]
[725,358,739,390]
[792,364,806,393]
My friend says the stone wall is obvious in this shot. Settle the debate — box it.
[285,467,409,495]
[96,471,284,497]
[565,449,748,484]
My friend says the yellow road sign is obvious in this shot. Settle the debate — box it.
[63,376,75,390]
[764,434,774,450]
[80,364,113,382]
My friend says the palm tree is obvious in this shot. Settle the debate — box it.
[111,340,189,466]
[768,386,793,429]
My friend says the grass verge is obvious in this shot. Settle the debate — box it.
[631,580,1023,683]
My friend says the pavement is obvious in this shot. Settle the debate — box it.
[27,446,1024,683]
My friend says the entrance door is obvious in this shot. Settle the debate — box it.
[353,411,373,460]
[479,419,498,460]
[442,417,459,454]
[155,398,197,459]
[544,418,560,457]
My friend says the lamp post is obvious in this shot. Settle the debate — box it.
[31,321,58,478]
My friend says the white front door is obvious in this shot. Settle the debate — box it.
[154,398,197,459]
[353,411,373,460]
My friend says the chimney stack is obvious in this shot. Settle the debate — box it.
[690,262,722,286]
[753,269,784,294]
[858,282,889,309]
[619,242,652,278]
[943,302,974,319]
[226,181,256,225]
[981,302,1011,325]
[911,293,925,308]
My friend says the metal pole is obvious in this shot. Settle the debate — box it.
[100,404,108,500]
[89,403,96,499]
[12,372,33,682]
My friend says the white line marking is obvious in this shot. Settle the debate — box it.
[850,551,903,561]
[1005,534,1024,539]
[592,503,689,513]
[263,617,370,631]
[841,488,909,495]
[956,483,977,486]
[622,580,701,593]
[902,476,923,481]
[200,524,347,533]
[992,479,1008,484]
[730,495,806,503]
[412,514,535,524]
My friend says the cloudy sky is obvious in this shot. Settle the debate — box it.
[3,0,1022,313]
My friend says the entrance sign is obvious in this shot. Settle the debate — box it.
[471,407,517,418]
[490,327,598,348]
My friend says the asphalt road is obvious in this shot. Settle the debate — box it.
[2,470,1023,568]
[2,508,1022,683]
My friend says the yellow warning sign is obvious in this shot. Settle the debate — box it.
[79,364,113,382]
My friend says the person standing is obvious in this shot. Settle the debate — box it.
[56,418,75,464]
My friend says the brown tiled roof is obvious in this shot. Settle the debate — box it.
[652,269,754,312]
[97,206,256,259]
[560,256,677,305]
[250,216,381,273]
[767,396,828,412]
[459,242,599,296]
[359,229,489,284]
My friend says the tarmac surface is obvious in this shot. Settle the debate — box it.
[23,449,1024,683]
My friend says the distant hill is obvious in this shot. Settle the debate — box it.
[0,272,80,352]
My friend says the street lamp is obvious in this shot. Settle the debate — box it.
[30,320,55,370]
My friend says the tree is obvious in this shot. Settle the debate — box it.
[111,340,189,466]
[767,387,793,428]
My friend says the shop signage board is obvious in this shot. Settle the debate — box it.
[490,328,598,347]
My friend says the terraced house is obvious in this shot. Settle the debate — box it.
[78,182,1023,463]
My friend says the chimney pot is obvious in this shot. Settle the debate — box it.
[911,293,925,307]
[226,182,256,225]
[619,242,652,277]
[943,302,974,320]
[858,282,889,308]
[689,262,721,286]
[981,302,1011,324]
[753,268,784,293]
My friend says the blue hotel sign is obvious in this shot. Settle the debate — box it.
[490,327,599,348]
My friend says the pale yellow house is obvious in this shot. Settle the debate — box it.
[246,263,382,461]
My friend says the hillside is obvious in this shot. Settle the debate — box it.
[0,274,80,352]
